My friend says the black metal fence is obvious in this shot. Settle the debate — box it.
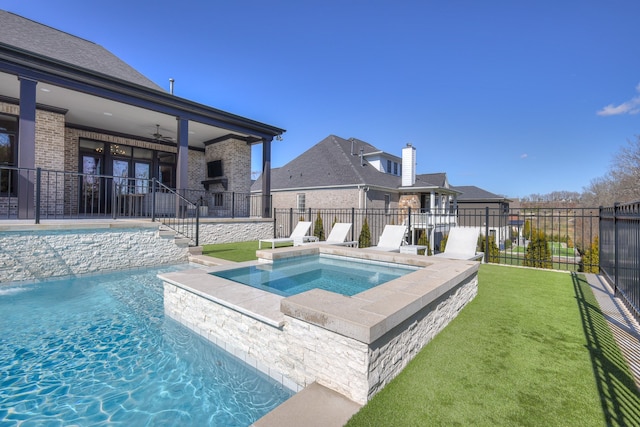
[600,201,640,323]
[0,165,267,221]
[274,206,600,272]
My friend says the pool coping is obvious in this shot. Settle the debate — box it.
[159,245,479,344]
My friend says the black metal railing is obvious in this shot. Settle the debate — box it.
[273,206,600,271]
[600,201,640,323]
[0,165,267,223]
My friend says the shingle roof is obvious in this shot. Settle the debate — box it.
[415,173,448,188]
[0,10,163,91]
[254,135,402,191]
[453,185,509,201]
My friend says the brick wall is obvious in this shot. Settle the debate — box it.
[205,137,251,193]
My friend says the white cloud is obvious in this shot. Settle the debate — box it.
[520,153,528,159]
[597,83,640,116]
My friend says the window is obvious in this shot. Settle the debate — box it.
[0,114,18,194]
[297,193,306,213]
[387,159,392,174]
[384,194,391,214]
[393,162,398,175]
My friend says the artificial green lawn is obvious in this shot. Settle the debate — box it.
[201,243,640,425]
[345,265,640,427]
[202,240,265,262]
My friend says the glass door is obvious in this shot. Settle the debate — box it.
[81,154,102,213]
[113,159,129,195]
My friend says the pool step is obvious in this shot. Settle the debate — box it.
[252,382,361,427]
[157,227,193,248]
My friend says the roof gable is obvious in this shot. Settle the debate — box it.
[0,10,163,91]
[253,135,402,191]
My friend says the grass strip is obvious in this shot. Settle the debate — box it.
[201,240,292,262]
[346,264,640,426]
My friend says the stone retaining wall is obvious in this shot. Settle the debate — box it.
[0,224,189,283]
[198,219,273,244]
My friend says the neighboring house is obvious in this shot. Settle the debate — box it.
[252,134,460,211]
[252,134,508,248]
[0,10,283,219]
[453,185,512,248]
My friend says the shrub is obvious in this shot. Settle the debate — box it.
[524,230,552,268]
[479,234,500,263]
[417,231,431,256]
[313,212,325,241]
[359,218,371,248]
[439,233,448,253]
[580,236,599,273]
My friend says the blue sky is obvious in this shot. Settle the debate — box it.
[4,0,639,198]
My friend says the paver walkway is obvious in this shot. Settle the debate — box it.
[586,273,640,389]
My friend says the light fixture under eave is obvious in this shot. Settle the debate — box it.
[275,135,283,141]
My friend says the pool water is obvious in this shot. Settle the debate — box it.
[212,254,418,297]
[0,266,293,426]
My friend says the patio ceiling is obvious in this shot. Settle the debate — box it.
[0,70,260,149]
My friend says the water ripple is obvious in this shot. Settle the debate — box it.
[0,266,294,426]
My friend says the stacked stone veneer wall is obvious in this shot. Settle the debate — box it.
[198,220,273,244]
[163,270,477,404]
[0,225,188,283]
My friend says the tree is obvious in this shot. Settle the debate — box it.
[313,212,325,241]
[610,136,640,203]
[523,219,532,241]
[358,218,371,248]
[523,230,552,269]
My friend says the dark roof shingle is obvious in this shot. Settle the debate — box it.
[0,10,163,91]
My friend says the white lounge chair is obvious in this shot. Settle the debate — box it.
[259,221,316,249]
[367,225,407,252]
[434,227,483,261]
[306,223,358,247]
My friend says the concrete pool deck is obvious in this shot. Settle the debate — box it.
[160,245,479,413]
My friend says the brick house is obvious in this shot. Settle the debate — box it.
[252,134,510,248]
[0,10,283,219]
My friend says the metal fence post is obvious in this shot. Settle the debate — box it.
[151,178,156,221]
[484,207,490,263]
[351,207,355,242]
[614,202,619,293]
[273,208,277,238]
[231,192,236,219]
[408,207,413,244]
[195,198,200,247]
[598,205,603,275]
[35,168,41,224]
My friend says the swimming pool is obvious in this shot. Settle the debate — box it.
[0,266,294,426]
[211,254,419,297]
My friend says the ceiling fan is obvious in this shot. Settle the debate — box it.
[152,124,174,142]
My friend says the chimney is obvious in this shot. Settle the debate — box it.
[402,143,416,186]
[169,78,175,95]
